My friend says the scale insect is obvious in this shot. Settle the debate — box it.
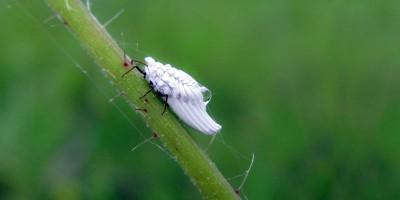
[123,56,222,135]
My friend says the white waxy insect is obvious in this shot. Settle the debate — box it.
[128,56,222,135]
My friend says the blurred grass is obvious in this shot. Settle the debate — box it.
[1,0,400,199]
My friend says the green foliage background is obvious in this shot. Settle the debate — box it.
[1,0,400,199]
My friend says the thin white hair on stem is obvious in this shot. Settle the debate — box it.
[11,0,172,160]
[131,136,154,151]
[64,52,146,144]
[135,41,140,51]
[117,32,134,50]
[227,174,245,181]
[237,153,255,191]
[131,131,175,159]
[73,61,171,155]
[108,91,124,103]
[230,154,254,199]
[219,133,250,161]
[205,134,216,152]
[43,15,56,24]
[71,60,146,139]
[119,32,147,59]
[64,0,72,10]
[103,9,124,28]
[86,0,91,11]
[119,32,127,47]
[226,171,247,181]
[152,142,175,159]
[242,191,249,200]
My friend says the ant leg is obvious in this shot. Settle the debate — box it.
[161,95,168,115]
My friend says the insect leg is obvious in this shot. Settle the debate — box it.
[140,87,154,99]
[128,56,146,76]
[121,65,146,77]
[161,95,168,115]
[135,108,148,113]
[135,66,146,76]
[121,66,137,78]
[130,58,147,66]
[122,50,146,77]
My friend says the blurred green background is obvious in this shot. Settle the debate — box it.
[1,0,400,199]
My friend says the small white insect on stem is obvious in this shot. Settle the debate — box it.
[124,56,222,135]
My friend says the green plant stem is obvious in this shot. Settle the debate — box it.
[46,0,239,199]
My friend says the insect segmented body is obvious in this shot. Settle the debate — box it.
[141,57,222,135]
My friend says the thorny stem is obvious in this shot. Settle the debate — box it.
[46,0,239,199]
